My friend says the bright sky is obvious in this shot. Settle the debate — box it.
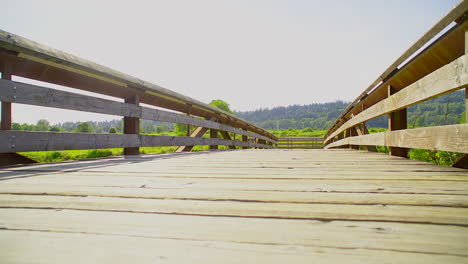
[1,0,460,124]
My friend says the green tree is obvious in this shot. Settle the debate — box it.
[109,127,117,133]
[209,99,235,115]
[156,125,165,133]
[35,119,50,131]
[49,126,61,132]
[76,122,93,133]
[11,122,21,130]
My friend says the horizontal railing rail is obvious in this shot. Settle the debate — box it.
[278,137,324,149]
[324,2,468,168]
[0,29,277,164]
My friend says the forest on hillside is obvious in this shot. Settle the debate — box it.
[236,90,466,130]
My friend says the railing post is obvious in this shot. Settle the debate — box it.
[349,127,359,150]
[1,62,12,130]
[186,104,192,136]
[242,129,248,149]
[210,129,218,150]
[124,95,140,156]
[388,85,408,158]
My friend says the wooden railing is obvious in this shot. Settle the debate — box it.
[0,29,277,165]
[278,138,323,149]
[323,1,468,168]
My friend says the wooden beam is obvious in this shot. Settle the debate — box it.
[219,131,236,149]
[452,154,468,169]
[0,131,273,153]
[176,117,215,152]
[210,129,219,150]
[326,124,468,154]
[0,79,277,145]
[242,130,248,149]
[388,85,408,158]
[325,55,468,144]
[123,95,140,156]
[175,126,210,153]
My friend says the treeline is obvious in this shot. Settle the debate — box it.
[236,90,466,130]
[236,101,349,130]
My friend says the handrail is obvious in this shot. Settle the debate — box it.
[0,29,276,141]
[325,0,467,140]
[324,2,468,166]
[0,30,277,160]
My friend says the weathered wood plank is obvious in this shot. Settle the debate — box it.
[0,79,276,144]
[1,194,468,225]
[2,183,468,207]
[326,55,468,144]
[1,208,468,258]
[2,229,466,264]
[0,131,273,152]
[326,124,468,153]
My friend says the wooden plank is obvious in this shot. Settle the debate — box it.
[1,208,468,258]
[2,229,466,264]
[1,194,468,225]
[0,131,273,152]
[123,95,140,155]
[326,124,468,153]
[2,183,468,207]
[325,55,468,144]
[3,172,467,195]
[0,79,276,144]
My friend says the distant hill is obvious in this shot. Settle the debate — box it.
[236,90,466,130]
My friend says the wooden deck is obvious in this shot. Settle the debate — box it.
[0,149,468,263]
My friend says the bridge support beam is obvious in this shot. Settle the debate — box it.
[220,131,236,149]
[123,95,140,156]
[388,85,408,158]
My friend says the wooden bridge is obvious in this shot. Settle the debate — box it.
[0,2,468,263]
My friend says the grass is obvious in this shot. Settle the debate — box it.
[21,148,120,163]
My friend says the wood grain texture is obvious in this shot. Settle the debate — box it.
[0,149,467,263]
[0,131,274,152]
[326,124,468,153]
[0,79,276,144]
[325,55,468,144]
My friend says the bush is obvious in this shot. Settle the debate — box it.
[85,149,113,159]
